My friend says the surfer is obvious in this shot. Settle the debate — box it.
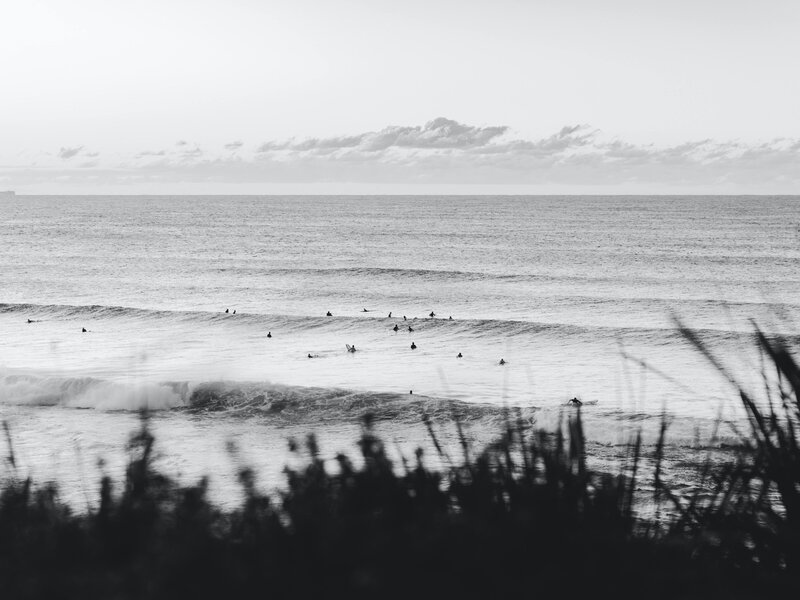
[408,326,414,332]
[409,390,413,395]
[410,342,417,350]
[449,316,453,320]
[392,324,399,332]
[388,312,392,318]
[347,344,357,353]
[267,332,272,338]
[568,397,583,406]
[499,358,506,365]
[403,316,407,321]
[225,308,229,313]
[233,310,236,314]
[457,352,462,358]
[26,319,33,324]
[308,353,313,358]
[82,327,87,333]
[326,311,333,317]
[363,308,369,312]
[429,311,435,318]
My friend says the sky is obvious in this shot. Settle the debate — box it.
[1,0,798,194]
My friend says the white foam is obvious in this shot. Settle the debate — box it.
[0,373,185,411]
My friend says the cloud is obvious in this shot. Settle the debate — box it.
[258,118,508,154]
[5,118,800,192]
[58,146,83,160]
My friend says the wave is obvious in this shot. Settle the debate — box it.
[0,372,185,411]
[0,371,535,425]
[211,265,800,288]
[215,266,509,283]
[3,301,793,345]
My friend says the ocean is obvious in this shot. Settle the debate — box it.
[1,195,798,506]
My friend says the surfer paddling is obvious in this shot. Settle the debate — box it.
[567,397,583,407]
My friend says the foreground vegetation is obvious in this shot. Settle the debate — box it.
[1,330,799,598]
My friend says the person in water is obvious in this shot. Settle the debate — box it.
[326,311,333,316]
[388,312,392,318]
[267,332,272,338]
[225,308,229,313]
[348,345,357,352]
[392,324,399,332]
[308,353,313,358]
[499,358,506,365]
[449,316,453,320]
[568,397,583,406]
[410,342,417,350]
[82,327,87,333]
[429,311,435,318]
[363,308,369,312]
[408,326,414,332]
[457,352,462,358]
[409,390,413,395]
[27,319,33,324]
[403,315,407,321]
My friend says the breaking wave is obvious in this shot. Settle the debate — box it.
[0,371,535,425]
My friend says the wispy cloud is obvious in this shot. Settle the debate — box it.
[57,146,84,160]
[4,118,800,192]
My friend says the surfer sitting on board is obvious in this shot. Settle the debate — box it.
[393,324,399,332]
[346,344,357,353]
[326,311,333,316]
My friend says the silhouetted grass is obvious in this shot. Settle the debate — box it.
[2,329,800,598]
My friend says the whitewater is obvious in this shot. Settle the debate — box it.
[1,195,798,506]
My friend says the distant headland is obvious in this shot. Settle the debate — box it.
[0,190,16,198]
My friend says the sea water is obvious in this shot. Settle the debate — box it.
[1,195,798,506]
